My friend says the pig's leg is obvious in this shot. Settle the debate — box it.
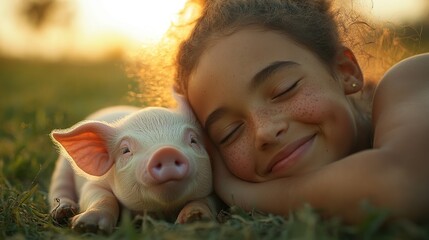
[49,156,79,224]
[71,181,119,234]
[176,195,222,223]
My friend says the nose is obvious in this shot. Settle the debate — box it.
[254,114,287,150]
[147,147,189,184]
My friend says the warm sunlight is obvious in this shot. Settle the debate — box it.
[0,0,426,60]
[0,0,189,60]
[352,0,428,23]
[76,0,187,44]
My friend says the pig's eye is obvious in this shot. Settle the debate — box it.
[188,131,201,151]
[190,135,198,146]
[190,136,198,144]
[119,140,132,156]
[122,147,131,154]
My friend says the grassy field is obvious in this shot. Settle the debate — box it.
[1,57,428,240]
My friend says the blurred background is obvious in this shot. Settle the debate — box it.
[0,0,428,61]
[0,0,188,60]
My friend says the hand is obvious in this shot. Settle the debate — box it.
[210,147,256,208]
[210,147,234,204]
[209,145,298,214]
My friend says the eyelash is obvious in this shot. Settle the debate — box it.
[220,123,243,144]
[119,139,133,156]
[272,79,300,99]
[217,79,301,145]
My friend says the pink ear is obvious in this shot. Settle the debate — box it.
[172,91,194,117]
[51,121,115,177]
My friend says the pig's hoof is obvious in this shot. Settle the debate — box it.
[71,210,116,234]
[176,203,214,224]
[51,198,79,226]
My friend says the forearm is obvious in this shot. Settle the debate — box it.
[215,149,426,222]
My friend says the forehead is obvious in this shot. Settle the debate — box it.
[123,108,185,129]
[187,27,313,124]
[194,28,303,76]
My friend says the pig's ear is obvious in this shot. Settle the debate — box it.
[51,121,116,177]
[172,90,195,118]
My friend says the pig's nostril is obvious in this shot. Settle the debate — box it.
[155,163,162,170]
[155,160,182,170]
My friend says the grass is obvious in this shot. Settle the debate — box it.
[1,57,428,240]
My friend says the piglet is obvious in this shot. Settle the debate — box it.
[49,101,215,234]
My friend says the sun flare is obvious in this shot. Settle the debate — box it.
[76,0,188,44]
[352,0,428,23]
[0,0,426,60]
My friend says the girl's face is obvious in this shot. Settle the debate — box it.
[188,27,362,182]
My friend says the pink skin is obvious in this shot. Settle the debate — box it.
[147,147,190,184]
[49,104,216,234]
[188,27,364,183]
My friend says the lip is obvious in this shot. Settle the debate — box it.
[267,134,316,174]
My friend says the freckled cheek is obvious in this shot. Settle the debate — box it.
[221,137,255,180]
[284,92,325,122]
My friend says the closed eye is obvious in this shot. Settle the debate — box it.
[272,78,301,100]
[220,123,243,145]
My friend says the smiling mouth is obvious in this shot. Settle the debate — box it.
[267,134,316,174]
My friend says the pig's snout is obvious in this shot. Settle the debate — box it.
[147,147,189,184]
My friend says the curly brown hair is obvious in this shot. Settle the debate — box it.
[131,0,416,107]
[174,0,345,95]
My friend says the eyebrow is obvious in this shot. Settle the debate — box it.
[204,107,227,130]
[204,61,300,130]
[250,60,300,89]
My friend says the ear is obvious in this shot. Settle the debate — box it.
[172,88,198,123]
[336,47,364,95]
[51,121,116,177]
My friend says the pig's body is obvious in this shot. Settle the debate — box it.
[49,105,215,233]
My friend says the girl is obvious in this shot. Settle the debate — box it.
[173,0,429,222]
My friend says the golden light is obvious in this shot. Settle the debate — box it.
[76,0,187,44]
[339,0,429,82]
[0,0,189,60]
[352,0,429,23]
[0,0,426,61]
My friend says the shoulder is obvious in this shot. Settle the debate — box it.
[371,53,429,147]
[373,53,429,114]
[375,53,429,99]
[385,53,429,76]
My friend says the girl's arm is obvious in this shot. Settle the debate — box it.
[213,53,429,222]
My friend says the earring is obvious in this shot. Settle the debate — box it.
[352,83,358,88]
